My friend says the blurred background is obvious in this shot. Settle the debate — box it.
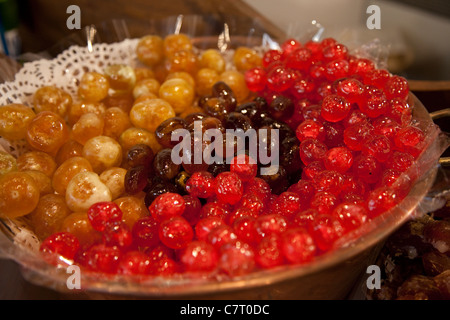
[0,0,449,80]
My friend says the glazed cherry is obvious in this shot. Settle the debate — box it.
[102,221,133,249]
[314,170,344,196]
[185,171,215,199]
[230,154,257,182]
[307,214,344,252]
[255,234,284,268]
[84,243,122,274]
[232,216,258,244]
[272,191,303,219]
[331,203,367,232]
[323,147,353,173]
[353,154,383,185]
[362,135,392,163]
[158,216,194,249]
[254,214,288,240]
[334,77,364,104]
[366,186,399,217]
[385,151,414,172]
[131,216,160,248]
[40,232,80,263]
[219,241,256,276]
[321,94,351,122]
[87,201,123,232]
[343,121,374,151]
[149,192,185,222]
[296,119,325,142]
[299,138,328,165]
[384,75,409,100]
[195,216,226,241]
[180,240,218,272]
[214,171,243,205]
[281,227,316,264]
[285,47,312,71]
[117,251,152,275]
[182,195,202,226]
[310,191,338,215]
[207,224,238,250]
[266,65,295,92]
[244,67,267,92]
[394,126,425,158]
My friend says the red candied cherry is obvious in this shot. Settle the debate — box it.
[285,47,312,71]
[385,151,414,172]
[207,225,238,250]
[321,94,351,122]
[293,208,319,228]
[103,221,133,249]
[147,244,175,262]
[159,216,194,250]
[150,256,179,276]
[372,116,401,141]
[87,201,123,232]
[348,57,375,77]
[384,75,409,100]
[317,82,334,99]
[230,154,257,182]
[353,154,383,185]
[244,177,271,201]
[149,192,185,222]
[280,38,302,59]
[323,121,345,148]
[272,191,303,219]
[117,251,151,275]
[324,147,354,173]
[214,171,243,205]
[182,194,202,226]
[341,174,367,197]
[296,119,325,142]
[266,65,295,92]
[244,67,267,92]
[324,59,349,81]
[310,191,338,215]
[262,49,282,68]
[232,216,258,244]
[309,62,326,81]
[228,206,258,225]
[291,77,316,100]
[379,168,401,187]
[185,171,215,198]
[281,227,316,264]
[219,241,256,276]
[307,214,344,252]
[362,135,393,162]
[331,203,367,232]
[343,121,374,151]
[304,40,322,59]
[394,126,425,158]
[342,108,368,129]
[287,179,316,204]
[237,192,267,216]
[255,234,284,268]
[84,243,122,274]
[40,232,80,264]
[200,201,230,220]
[132,216,160,248]
[366,186,399,217]
[195,216,226,241]
[254,213,288,241]
[302,104,322,121]
[323,43,348,61]
[301,160,325,180]
[360,94,389,118]
[314,170,344,196]
[299,138,328,165]
[364,69,391,89]
[333,77,365,104]
[320,37,338,48]
[387,98,412,126]
[180,240,218,273]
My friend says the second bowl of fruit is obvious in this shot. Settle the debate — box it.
[0,32,447,299]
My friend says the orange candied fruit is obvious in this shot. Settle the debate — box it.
[0,104,36,140]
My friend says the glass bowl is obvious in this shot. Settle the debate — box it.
[0,17,449,300]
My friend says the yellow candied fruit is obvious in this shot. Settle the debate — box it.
[102,107,132,140]
[65,171,112,212]
[55,139,84,166]
[165,71,196,89]
[158,78,195,114]
[29,193,71,240]
[23,170,54,196]
[0,151,17,176]
[103,92,134,113]
[129,98,175,133]
[104,64,136,93]
[52,156,93,195]
[132,78,161,100]
[77,71,110,102]
[136,35,164,67]
[134,67,155,82]
[33,86,72,118]
[82,135,123,173]
[113,196,149,229]
[119,127,163,155]
[233,46,262,71]
[198,49,226,74]
[16,151,57,178]
[71,112,105,145]
[0,104,36,140]
[163,33,193,57]
[219,70,250,103]
[195,68,220,96]
[0,171,40,218]
[99,167,127,200]
[68,101,107,126]
[26,111,69,154]
[60,212,101,246]
[164,49,198,75]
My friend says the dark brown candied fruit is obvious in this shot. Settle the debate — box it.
[125,144,154,169]
[222,112,253,131]
[396,275,442,300]
[144,180,178,208]
[153,148,181,180]
[155,117,187,148]
[199,96,229,120]
[124,165,149,195]
[267,95,294,121]
[187,116,224,134]
[211,81,237,112]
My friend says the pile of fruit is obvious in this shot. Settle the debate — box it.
[0,33,429,279]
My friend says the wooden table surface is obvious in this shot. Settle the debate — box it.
[1,0,450,300]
